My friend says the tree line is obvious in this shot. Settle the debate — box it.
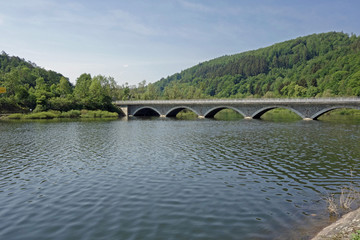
[0,52,145,113]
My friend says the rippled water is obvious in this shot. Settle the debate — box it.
[0,118,359,240]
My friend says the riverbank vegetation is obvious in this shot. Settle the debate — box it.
[0,52,120,113]
[5,110,118,120]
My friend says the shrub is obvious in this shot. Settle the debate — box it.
[80,110,118,118]
[23,112,57,119]
[60,110,81,118]
[7,113,23,119]
[100,111,118,118]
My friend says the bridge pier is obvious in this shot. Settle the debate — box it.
[303,118,314,121]
[198,115,205,119]
[160,115,166,118]
[244,116,253,120]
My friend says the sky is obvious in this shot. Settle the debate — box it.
[1,0,360,86]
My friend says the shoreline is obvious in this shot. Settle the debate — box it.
[312,208,360,239]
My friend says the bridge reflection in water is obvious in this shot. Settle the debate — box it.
[114,98,360,120]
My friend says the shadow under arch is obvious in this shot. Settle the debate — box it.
[133,107,161,117]
[204,106,246,118]
[252,106,305,119]
[311,106,360,120]
[166,106,199,117]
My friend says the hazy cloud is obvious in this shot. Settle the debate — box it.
[108,9,157,36]
[177,0,214,12]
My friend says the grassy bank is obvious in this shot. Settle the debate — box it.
[5,110,119,120]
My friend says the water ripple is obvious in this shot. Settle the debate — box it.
[0,120,359,240]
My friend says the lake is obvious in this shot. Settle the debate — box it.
[0,117,359,239]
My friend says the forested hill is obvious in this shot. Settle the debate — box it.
[0,52,119,113]
[153,32,360,99]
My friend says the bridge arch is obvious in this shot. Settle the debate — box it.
[311,106,360,120]
[204,106,246,118]
[251,106,305,119]
[133,107,161,117]
[165,106,200,117]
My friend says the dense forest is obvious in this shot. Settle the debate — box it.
[152,32,360,99]
[1,32,360,113]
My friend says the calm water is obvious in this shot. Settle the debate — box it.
[0,118,359,240]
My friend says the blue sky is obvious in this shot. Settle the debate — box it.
[1,0,360,85]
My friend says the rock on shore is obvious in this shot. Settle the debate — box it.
[312,208,360,240]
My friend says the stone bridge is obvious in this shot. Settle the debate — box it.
[114,98,360,120]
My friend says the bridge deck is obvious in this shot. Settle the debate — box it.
[114,97,359,105]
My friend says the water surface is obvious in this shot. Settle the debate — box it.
[0,118,359,239]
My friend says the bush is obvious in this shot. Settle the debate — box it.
[100,111,119,118]
[60,110,81,118]
[81,110,118,118]
[7,113,23,119]
[33,104,47,113]
[23,112,57,119]
[3,109,118,120]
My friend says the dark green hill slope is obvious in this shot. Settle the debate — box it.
[153,32,360,99]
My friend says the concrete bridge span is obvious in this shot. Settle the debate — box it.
[114,98,360,120]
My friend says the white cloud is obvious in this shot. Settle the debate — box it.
[123,64,129,68]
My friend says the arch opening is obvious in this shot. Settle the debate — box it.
[204,107,245,119]
[315,107,360,121]
[133,107,161,117]
[253,107,302,121]
[166,107,199,118]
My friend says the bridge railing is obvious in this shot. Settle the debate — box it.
[114,97,360,105]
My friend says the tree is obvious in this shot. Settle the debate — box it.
[74,73,92,99]
[58,77,72,97]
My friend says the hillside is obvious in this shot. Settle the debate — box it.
[152,32,360,99]
[0,52,117,113]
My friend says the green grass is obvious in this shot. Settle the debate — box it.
[5,110,118,120]
[351,230,360,240]
[80,110,119,118]
[60,110,81,118]
[7,113,23,119]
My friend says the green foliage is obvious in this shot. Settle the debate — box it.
[60,110,81,118]
[150,32,360,99]
[7,113,23,119]
[5,110,118,120]
[23,111,58,119]
[80,110,118,118]
[351,230,360,240]
[0,52,118,113]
